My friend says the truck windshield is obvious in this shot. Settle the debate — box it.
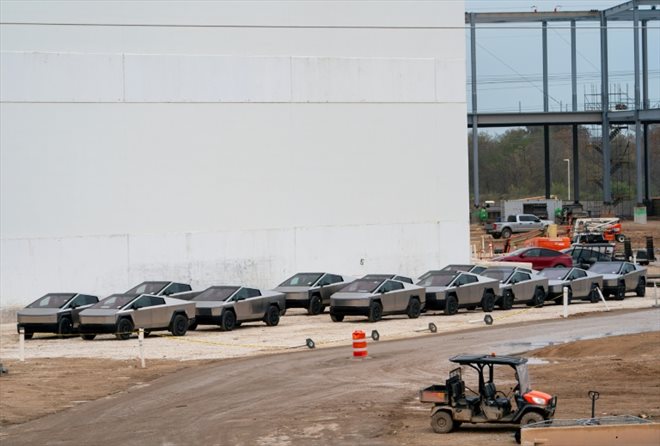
[92,294,137,310]
[27,293,76,309]
[516,364,531,394]
[279,273,323,287]
[417,273,456,287]
[126,282,169,295]
[589,262,624,274]
[540,269,570,280]
[192,287,239,302]
[482,269,513,282]
[339,279,382,293]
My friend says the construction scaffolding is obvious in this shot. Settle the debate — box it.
[467,0,660,208]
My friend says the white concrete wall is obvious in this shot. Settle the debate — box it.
[0,0,469,306]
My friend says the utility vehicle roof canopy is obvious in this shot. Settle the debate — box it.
[450,354,527,366]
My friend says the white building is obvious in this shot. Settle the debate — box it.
[0,1,469,306]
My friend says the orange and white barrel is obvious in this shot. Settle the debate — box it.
[352,330,368,358]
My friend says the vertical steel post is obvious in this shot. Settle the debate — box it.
[600,12,611,203]
[571,20,579,203]
[642,20,648,110]
[470,13,479,207]
[633,2,643,205]
[542,21,550,199]
[641,19,649,203]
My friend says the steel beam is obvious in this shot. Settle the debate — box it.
[542,22,549,112]
[642,20,649,109]
[544,125,551,199]
[571,20,578,112]
[470,13,479,207]
[573,125,580,203]
[600,12,611,204]
[634,4,643,205]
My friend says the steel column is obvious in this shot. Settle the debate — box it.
[571,20,579,203]
[542,21,550,199]
[633,2,643,205]
[644,123,650,203]
[600,13,611,203]
[571,20,578,112]
[642,20,649,109]
[470,13,479,207]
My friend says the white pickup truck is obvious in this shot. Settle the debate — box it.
[485,214,552,239]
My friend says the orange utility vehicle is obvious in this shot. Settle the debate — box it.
[420,354,557,433]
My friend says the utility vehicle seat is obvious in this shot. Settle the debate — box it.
[447,376,479,407]
[483,382,512,412]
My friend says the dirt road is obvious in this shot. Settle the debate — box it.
[1,309,658,446]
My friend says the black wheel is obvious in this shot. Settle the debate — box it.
[520,411,544,426]
[615,282,626,300]
[466,305,477,311]
[265,305,280,326]
[616,234,626,243]
[220,310,237,331]
[330,312,344,322]
[81,334,96,341]
[24,331,34,340]
[499,291,514,310]
[144,330,151,337]
[406,298,422,319]
[368,301,383,322]
[636,278,646,297]
[589,285,600,303]
[430,410,454,434]
[491,233,502,240]
[188,320,198,331]
[482,291,495,312]
[308,295,323,315]
[444,294,459,315]
[115,318,133,340]
[531,288,545,307]
[170,313,188,336]
[501,228,513,239]
[57,317,73,337]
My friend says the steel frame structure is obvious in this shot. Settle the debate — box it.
[467,0,660,207]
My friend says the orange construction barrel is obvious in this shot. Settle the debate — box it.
[352,330,368,358]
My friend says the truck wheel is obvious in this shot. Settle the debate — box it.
[482,291,495,312]
[170,313,189,336]
[531,288,545,307]
[220,310,237,331]
[406,297,422,319]
[444,295,458,315]
[431,410,454,434]
[188,320,198,331]
[23,331,33,340]
[589,285,600,303]
[265,305,280,326]
[330,313,344,322]
[308,295,323,315]
[368,301,383,322]
[635,278,646,297]
[500,291,514,310]
[519,411,544,426]
[501,228,512,239]
[491,233,502,240]
[616,234,626,243]
[81,334,96,341]
[57,317,73,337]
[115,318,133,340]
[615,282,626,300]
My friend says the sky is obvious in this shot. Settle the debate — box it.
[463,0,660,114]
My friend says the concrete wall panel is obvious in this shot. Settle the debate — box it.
[0,51,123,102]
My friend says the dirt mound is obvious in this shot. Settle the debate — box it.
[531,331,660,360]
